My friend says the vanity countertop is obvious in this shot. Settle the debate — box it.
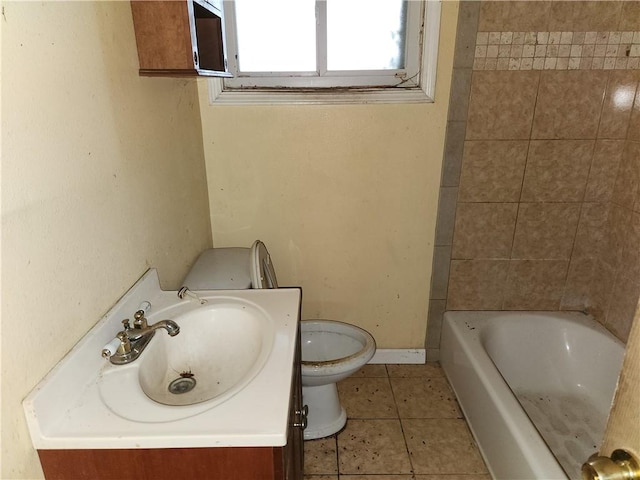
[23,269,301,450]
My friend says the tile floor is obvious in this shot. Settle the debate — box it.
[303,363,490,480]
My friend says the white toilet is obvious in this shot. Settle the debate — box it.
[183,240,377,440]
[300,319,375,439]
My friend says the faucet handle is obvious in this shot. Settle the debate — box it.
[122,319,131,330]
[133,310,148,329]
[102,331,132,359]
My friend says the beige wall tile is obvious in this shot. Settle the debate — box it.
[442,121,467,187]
[449,68,473,122]
[455,1,481,69]
[402,419,488,475]
[458,140,529,202]
[572,202,610,260]
[629,93,640,142]
[548,1,622,31]
[619,211,640,282]
[601,204,632,270]
[479,1,551,32]
[452,203,518,259]
[440,0,637,329]
[561,257,616,318]
[619,1,640,31]
[532,71,608,139]
[503,260,570,310]
[427,299,446,349]
[599,71,640,140]
[521,140,594,202]
[337,419,412,475]
[512,203,581,260]
[585,140,626,203]
[447,259,510,310]
[612,141,640,209]
[467,71,540,140]
[435,188,459,246]
[431,246,451,299]
[635,171,640,212]
[605,272,640,342]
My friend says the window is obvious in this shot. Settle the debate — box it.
[209,0,441,104]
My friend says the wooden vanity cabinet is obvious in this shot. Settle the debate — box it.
[130,0,232,77]
[37,326,305,480]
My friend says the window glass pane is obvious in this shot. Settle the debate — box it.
[327,0,407,71]
[234,0,316,72]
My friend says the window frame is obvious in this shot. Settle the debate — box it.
[207,0,442,105]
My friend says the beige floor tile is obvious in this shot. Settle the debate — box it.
[416,476,491,480]
[337,419,412,475]
[386,363,444,378]
[303,476,339,480]
[337,377,398,419]
[403,419,488,475]
[304,436,338,475]
[351,364,389,377]
[341,476,415,480]
[391,377,462,419]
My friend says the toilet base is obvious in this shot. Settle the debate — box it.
[302,383,347,440]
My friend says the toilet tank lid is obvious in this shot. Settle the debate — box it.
[182,247,252,290]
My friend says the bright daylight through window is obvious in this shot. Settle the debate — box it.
[214,0,441,103]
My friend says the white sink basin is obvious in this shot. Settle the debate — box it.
[139,302,273,406]
[98,299,275,422]
[22,269,301,449]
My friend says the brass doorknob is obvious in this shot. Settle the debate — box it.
[582,449,640,480]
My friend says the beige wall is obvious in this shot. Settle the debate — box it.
[428,1,640,359]
[2,2,212,478]
[197,2,459,349]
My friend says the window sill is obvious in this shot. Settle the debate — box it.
[206,78,436,105]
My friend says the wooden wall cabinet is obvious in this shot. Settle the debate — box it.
[130,0,232,77]
[37,327,304,480]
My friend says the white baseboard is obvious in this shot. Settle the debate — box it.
[368,349,426,364]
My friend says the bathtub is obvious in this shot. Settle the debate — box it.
[440,311,624,480]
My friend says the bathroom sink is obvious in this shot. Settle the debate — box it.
[23,270,301,449]
[98,298,275,422]
[138,303,273,406]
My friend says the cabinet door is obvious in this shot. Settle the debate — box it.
[130,0,231,77]
[131,1,195,73]
[190,0,232,76]
[284,324,304,479]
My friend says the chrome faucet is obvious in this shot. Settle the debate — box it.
[102,310,180,365]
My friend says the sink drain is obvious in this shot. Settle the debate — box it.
[168,376,196,394]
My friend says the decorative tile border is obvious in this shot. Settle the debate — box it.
[474,31,640,71]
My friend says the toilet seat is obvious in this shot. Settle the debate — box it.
[250,240,278,289]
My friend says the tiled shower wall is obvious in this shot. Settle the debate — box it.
[427,1,640,360]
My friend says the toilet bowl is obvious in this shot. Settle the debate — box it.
[301,319,376,440]
[183,241,377,440]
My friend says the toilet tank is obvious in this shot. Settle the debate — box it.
[182,248,252,289]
